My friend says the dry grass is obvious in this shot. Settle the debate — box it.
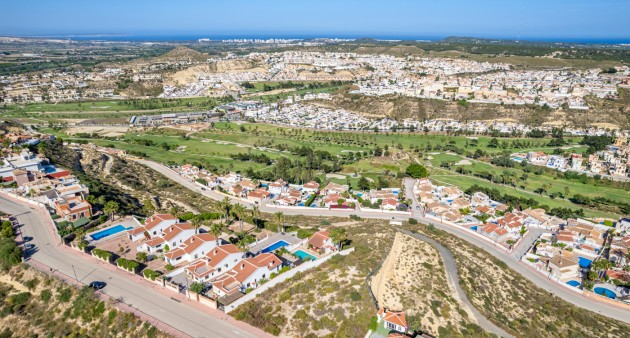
[407,223,630,338]
[0,264,168,338]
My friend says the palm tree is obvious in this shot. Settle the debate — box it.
[236,239,249,256]
[209,222,223,245]
[218,197,232,223]
[330,227,347,250]
[273,212,285,233]
[190,215,202,235]
[103,201,120,221]
[232,204,246,231]
[251,205,261,229]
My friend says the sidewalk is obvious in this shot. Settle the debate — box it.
[3,192,274,338]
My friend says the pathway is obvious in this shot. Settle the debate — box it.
[399,229,514,338]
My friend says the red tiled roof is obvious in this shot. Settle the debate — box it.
[308,231,330,249]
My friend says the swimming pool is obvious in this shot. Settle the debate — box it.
[594,287,616,299]
[261,240,290,253]
[566,280,581,287]
[90,225,133,241]
[294,250,316,261]
[470,226,478,231]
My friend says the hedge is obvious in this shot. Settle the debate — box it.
[143,269,161,281]
[92,248,112,262]
[115,257,140,272]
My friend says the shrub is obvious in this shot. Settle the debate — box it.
[408,218,418,225]
[142,269,161,281]
[58,288,73,302]
[136,252,148,262]
[40,289,52,302]
[115,258,139,273]
[92,248,112,262]
[189,282,205,294]
[0,238,22,270]
[349,290,361,301]
[165,264,175,272]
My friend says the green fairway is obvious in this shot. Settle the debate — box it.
[3,96,230,114]
[430,173,617,218]
[426,152,629,206]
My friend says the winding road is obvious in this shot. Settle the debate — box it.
[135,158,630,325]
[399,229,513,338]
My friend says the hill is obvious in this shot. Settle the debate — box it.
[313,88,630,128]
[153,46,209,63]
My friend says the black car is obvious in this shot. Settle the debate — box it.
[23,236,33,242]
[89,281,106,290]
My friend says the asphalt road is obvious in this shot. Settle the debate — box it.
[401,178,630,325]
[139,159,630,324]
[400,229,514,338]
[0,196,261,338]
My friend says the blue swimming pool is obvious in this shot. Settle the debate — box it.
[594,287,616,299]
[261,240,290,253]
[90,225,133,241]
[470,226,478,231]
[566,280,581,287]
[294,250,316,261]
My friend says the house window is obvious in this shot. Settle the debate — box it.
[194,254,198,259]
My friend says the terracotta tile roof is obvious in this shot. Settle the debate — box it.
[381,308,408,328]
[144,214,177,232]
[308,231,330,249]
[161,223,193,242]
[144,237,166,247]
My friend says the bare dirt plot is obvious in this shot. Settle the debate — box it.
[66,125,129,137]
[370,232,473,335]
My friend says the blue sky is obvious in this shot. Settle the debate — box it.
[2,0,628,41]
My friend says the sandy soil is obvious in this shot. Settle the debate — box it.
[370,232,469,335]
[66,125,129,137]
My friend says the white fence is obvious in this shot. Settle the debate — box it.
[225,247,355,313]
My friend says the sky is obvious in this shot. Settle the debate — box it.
[1,0,628,41]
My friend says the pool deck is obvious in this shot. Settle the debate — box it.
[88,217,140,244]
[248,232,303,255]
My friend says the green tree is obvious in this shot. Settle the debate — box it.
[357,176,371,191]
[190,216,202,235]
[251,205,261,229]
[274,212,285,233]
[330,227,348,250]
[405,163,428,179]
[209,223,224,245]
[232,203,246,231]
[218,197,232,223]
[189,282,205,294]
[103,201,120,221]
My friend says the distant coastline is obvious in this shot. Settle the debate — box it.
[1,33,628,45]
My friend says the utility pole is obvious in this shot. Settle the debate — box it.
[71,264,79,283]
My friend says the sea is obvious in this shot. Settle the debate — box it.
[10,34,630,45]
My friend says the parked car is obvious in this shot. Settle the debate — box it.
[89,281,107,290]
[22,236,33,242]
[24,243,35,250]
